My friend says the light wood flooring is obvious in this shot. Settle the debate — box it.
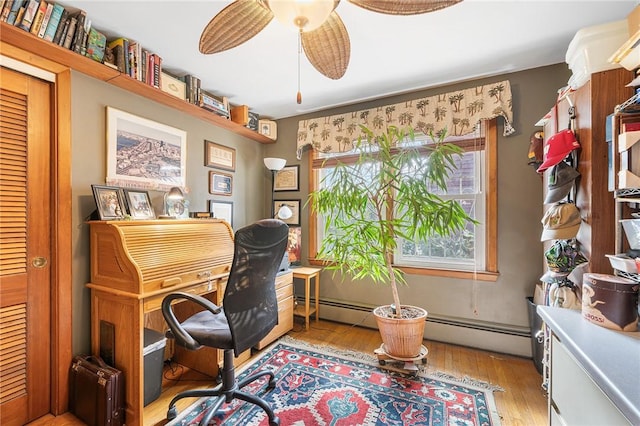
[28,319,548,426]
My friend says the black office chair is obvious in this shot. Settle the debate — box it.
[161,219,288,426]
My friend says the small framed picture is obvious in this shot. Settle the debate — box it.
[123,189,155,219]
[205,140,236,171]
[209,200,233,227]
[287,226,302,266]
[274,165,299,192]
[91,185,126,220]
[274,199,301,226]
[258,119,277,140]
[209,171,233,196]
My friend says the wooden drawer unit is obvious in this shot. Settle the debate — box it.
[255,271,294,350]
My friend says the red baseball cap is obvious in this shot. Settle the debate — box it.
[536,129,580,173]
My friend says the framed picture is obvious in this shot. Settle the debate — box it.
[274,199,301,226]
[209,171,233,196]
[106,107,187,190]
[209,200,233,227]
[274,165,299,192]
[205,140,236,171]
[91,185,126,220]
[287,226,302,265]
[123,189,155,219]
[258,119,277,140]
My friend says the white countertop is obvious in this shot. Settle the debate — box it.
[537,306,640,425]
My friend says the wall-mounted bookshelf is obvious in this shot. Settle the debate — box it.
[0,21,274,144]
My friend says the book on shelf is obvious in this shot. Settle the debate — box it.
[36,1,53,38]
[85,27,106,62]
[184,74,201,105]
[0,1,13,22]
[61,15,77,49]
[6,1,24,25]
[51,7,68,44]
[107,37,128,73]
[199,90,229,118]
[43,3,64,42]
[29,0,47,36]
[70,9,86,53]
[14,3,26,27]
[17,0,39,32]
[151,53,161,89]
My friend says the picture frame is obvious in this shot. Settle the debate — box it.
[287,226,302,265]
[106,106,187,190]
[91,185,126,220]
[274,165,300,192]
[274,199,301,226]
[123,189,155,219]
[205,140,236,171]
[209,200,233,227]
[258,119,277,140]
[209,171,233,196]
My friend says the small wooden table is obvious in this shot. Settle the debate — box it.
[292,267,321,330]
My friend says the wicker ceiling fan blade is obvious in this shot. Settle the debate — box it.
[199,0,273,54]
[301,12,350,80]
[348,0,462,15]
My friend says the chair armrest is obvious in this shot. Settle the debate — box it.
[161,292,222,350]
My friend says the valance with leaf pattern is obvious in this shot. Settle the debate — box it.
[296,80,515,159]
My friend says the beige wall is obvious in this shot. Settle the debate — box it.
[266,63,572,355]
[70,71,270,353]
[70,63,571,356]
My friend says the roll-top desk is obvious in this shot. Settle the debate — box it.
[86,219,235,426]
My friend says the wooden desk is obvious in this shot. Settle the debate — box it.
[292,267,321,330]
[86,220,234,426]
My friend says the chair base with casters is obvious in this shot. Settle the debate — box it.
[166,349,279,426]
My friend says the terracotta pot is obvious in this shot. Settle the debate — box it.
[373,305,427,358]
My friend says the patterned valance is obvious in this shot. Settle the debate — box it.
[296,80,515,159]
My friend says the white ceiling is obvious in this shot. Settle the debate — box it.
[58,0,638,119]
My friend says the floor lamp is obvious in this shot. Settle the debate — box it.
[264,157,286,218]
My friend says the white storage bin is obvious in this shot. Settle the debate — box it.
[566,20,627,89]
[605,253,638,273]
[620,218,640,249]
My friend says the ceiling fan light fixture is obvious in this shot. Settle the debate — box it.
[268,0,335,31]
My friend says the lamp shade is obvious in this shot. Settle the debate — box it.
[264,157,287,171]
[268,0,334,31]
[166,187,184,200]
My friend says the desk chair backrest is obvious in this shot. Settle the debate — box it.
[224,219,288,356]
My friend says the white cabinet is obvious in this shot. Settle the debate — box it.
[549,335,631,425]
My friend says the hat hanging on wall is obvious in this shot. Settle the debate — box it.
[544,161,580,204]
[536,129,580,173]
[527,131,544,170]
[541,202,581,241]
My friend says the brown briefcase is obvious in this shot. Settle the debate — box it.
[69,355,125,426]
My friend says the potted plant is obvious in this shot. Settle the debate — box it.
[309,125,474,358]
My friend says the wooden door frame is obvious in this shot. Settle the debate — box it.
[1,42,73,415]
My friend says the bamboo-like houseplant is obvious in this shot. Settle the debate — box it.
[309,125,474,358]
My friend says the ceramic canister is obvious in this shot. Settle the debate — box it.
[582,273,639,332]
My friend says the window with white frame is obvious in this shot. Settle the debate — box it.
[310,120,496,276]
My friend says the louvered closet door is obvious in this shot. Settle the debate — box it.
[0,67,52,425]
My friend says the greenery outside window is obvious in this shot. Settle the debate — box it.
[308,120,498,281]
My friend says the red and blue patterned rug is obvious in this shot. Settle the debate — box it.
[169,337,502,425]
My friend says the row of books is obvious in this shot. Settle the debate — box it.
[184,74,231,119]
[107,37,163,89]
[1,0,107,62]
[2,1,251,126]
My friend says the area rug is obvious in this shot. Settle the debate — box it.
[168,336,503,425]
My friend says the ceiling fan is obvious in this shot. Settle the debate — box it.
[199,0,462,103]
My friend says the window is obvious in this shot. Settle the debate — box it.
[309,120,498,280]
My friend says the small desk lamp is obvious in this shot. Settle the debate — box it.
[264,157,286,217]
[162,186,184,218]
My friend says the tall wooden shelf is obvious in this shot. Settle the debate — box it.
[0,22,274,144]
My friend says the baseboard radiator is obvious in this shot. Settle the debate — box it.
[311,298,532,357]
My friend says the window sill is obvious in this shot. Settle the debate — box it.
[307,260,499,282]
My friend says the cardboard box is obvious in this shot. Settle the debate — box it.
[160,72,186,100]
